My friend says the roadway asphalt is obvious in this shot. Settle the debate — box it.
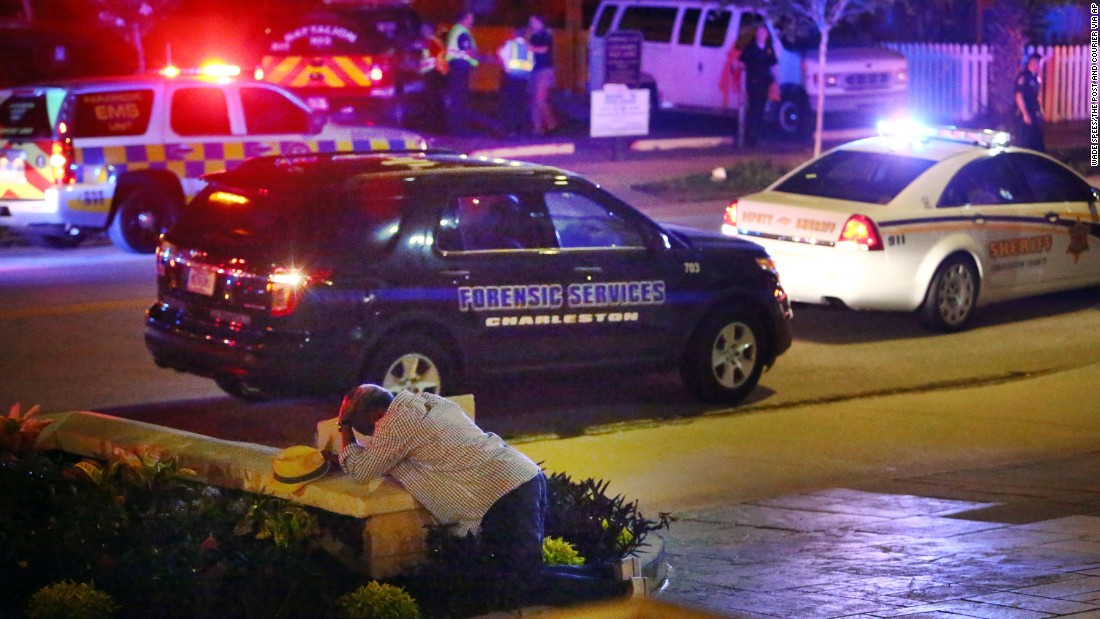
[432,122,1100,618]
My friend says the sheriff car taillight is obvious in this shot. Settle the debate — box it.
[723,199,738,227]
[269,267,330,317]
[837,215,884,251]
[720,199,739,236]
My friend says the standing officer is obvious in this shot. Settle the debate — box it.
[738,25,777,147]
[1014,52,1045,152]
[497,24,534,136]
[445,10,480,135]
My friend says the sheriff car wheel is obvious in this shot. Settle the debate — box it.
[680,308,766,405]
[920,255,979,332]
[367,335,456,396]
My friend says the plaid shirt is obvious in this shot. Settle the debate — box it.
[340,391,540,535]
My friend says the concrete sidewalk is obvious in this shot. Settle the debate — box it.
[517,359,1100,618]
[662,452,1100,618]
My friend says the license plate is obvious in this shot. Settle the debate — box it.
[186,266,217,296]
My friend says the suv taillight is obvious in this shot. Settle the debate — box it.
[269,267,330,317]
[50,139,76,184]
[837,215,884,251]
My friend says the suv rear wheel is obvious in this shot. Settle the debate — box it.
[108,180,176,254]
[366,334,456,396]
[680,307,766,404]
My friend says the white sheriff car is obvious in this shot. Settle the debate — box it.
[723,123,1100,331]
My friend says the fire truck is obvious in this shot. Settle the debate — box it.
[256,0,424,125]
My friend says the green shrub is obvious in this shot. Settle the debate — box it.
[542,537,585,566]
[336,582,421,619]
[0,448,361,619]
[26,581,119,619]
[544,472,671,564]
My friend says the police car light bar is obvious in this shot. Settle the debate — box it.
[877,119,1011,149]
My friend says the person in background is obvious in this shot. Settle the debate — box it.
[445,10,481,135]
[1014,52,1045,152]
[416,20,448,133]
[738,25,777,147]
[497,24,534,136]
[527,14,558,136]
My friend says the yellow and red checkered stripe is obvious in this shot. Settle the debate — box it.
[0,139,60,200]
[74,137,423,185]
[260,55,384,90]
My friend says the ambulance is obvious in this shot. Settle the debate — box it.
[0,68,426,253]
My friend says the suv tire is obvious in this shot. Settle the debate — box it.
[919,255,979,332]
[680,306,766,404]
[108,180,176,254]
[366,334,456,396]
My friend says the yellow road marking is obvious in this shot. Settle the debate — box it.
[0,298,151,320]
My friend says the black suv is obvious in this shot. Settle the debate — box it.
[145,151,793,404]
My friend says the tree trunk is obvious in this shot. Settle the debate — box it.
[813,28,829,157]
[984,0,1027,129]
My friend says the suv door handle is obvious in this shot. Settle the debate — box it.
[574,266,603,274]
[439,269,470,278]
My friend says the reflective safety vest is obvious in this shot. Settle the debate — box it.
[445,23,478,67]
[499,38,534,77]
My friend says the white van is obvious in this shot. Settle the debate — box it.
[588,0,908,134]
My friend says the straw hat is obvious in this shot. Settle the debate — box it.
[270,445,329,492]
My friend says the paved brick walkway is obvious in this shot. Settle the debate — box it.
[660,453,1100,618]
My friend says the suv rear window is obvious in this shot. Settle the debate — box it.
[774,150,936,204]
[0,94,54,139]
[70,90,154,138]
[178,179,404,254]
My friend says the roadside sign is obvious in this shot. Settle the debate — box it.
[590,84,650,138]
[604,30,643,88]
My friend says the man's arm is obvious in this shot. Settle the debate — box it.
[1015,91,1031,125]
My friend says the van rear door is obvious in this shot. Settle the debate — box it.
[0,89,62,203]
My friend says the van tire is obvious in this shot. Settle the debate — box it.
[108,180,177,254]
[776,91,810,136]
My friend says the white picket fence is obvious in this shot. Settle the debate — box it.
[884,43,1091,123]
